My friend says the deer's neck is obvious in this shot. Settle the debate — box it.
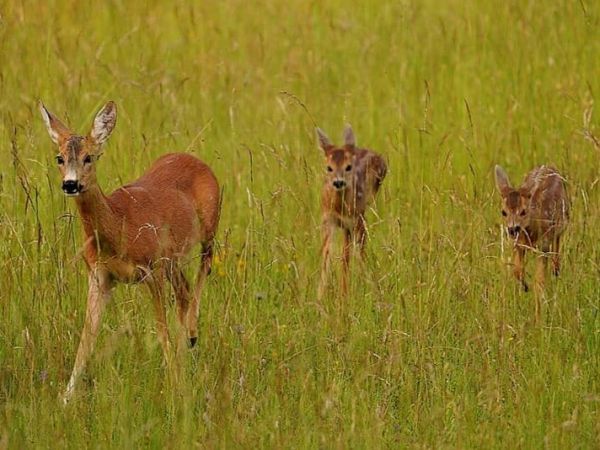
[325,183,358,217]
[74,185,119,245]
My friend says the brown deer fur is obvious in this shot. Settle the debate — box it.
[494,165,569,293]
[40,101,220,403]
[317,125,387,298]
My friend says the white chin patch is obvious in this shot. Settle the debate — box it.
[64,192,80,197]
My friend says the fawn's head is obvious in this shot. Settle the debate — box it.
[316,125,357,192]
[40,101,116,196]
[494,165,532,238]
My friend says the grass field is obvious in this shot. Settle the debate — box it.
[1,0,599,448]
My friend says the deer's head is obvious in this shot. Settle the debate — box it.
[316,125,356,192]
[40,101,116,196]
[494,165,532,238]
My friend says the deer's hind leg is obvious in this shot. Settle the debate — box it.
[551,235,561,277]
[341,228,352,295]
[355,215,368,260]
[146,266,172,361]
[186,242,213,348]
[166,262,193,342]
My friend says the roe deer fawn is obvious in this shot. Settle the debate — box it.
[494,165,569,293]
[316,125,387,298]
[40,101,220,403]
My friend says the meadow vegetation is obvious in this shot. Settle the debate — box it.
[0,0,598,447]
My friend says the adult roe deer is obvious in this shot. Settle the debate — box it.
[40,101,220,403]
[316,125,387,298]
[494,165,569,293]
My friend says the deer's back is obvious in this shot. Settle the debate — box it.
[103,153,219,266]
[354,149,387,205]
[524,166,569,238]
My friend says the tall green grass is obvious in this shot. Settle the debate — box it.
[0,0,598,447]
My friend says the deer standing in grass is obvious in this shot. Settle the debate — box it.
[316,125,387,298]
[494,165,569,294]
[40,101,220,403]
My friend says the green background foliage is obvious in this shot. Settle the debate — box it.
[0,0,598,447]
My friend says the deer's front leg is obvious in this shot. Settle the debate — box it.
[318,221,334,300]
[513,245,528,292]
[63,267,113,404]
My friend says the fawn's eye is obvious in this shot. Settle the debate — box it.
[326,166,333,172]
[56,155,64,165]
[501,210,507,217]
[519,210,526,216]
[345,165,352,172]
[83,155,92,165]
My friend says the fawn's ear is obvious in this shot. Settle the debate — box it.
[316,128,332,151]
[89,101,117,145]
[494,165,512,195]
[343,124,355,147]
[39,102,71,145]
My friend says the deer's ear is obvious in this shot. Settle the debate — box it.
[343,124,355,147]
[316,127,333,152]
[494,165,512,195]
[89,101,117,145]
[39,102,71,145]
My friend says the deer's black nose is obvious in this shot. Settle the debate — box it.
[508,225,521,237]
[332,180,346,189]
[62,180,80,195]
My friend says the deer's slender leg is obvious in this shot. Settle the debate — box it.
[63,267,113,404]
[533,244,550,321]
[355,215,367,260]
[534,244,550,292]
[513,245,528,292]
[166,263,191,330]
[341,228,352,295]
[318,222,334,300]
[551,235,561,277]
[146,268,171,361]
[186,242,213,348]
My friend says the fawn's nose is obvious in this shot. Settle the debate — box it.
[62,180,80,195]
[508,225,521,237]
[332,179,346,189]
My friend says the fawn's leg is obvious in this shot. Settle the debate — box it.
[513,245,528,292]
[355,216,367,261]
[341,228,352,295]
[551,235,561,276]
[318,222,334,300]
[63,267,113,404]
[533,244,550,321]
[186,242,213,348]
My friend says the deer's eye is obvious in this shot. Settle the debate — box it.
[56,155,64,165]
[345,165,352,172]
[501,210,507,217]
[326,166,333,172]
[83,155,92,165]
[519,210,526,216]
